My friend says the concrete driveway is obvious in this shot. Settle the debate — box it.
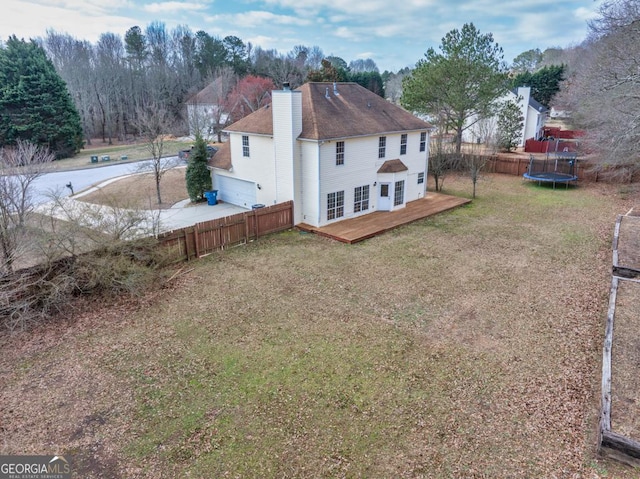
[157,199,249,232]
[35,174,250,236]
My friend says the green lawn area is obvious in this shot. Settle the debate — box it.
[1,174,638,478]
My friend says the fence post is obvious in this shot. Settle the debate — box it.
[254,208,260,240]
[194,225,200,258]
[184,228,191,261]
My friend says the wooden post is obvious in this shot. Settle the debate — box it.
[601,431,640,467]
[183,228,191,261]
[254,208,260,240]
[193,224,200,258]
[601,276,617,435]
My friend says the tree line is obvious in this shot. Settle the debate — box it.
[0,23,386,157]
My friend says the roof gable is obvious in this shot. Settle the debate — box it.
[224,82,431,140]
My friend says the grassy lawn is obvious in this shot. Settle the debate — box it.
[1,174,638,478]
[78,168,190,210]
[48,138,198,171]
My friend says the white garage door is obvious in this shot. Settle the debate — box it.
[214,174,256,208]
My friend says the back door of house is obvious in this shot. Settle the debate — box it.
[378,183,391,211]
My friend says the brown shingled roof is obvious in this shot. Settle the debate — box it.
[377,159,408,173]
[207,141,232,170]
[224,103,273,136]
[224,82,431,140]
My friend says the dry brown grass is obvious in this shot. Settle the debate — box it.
[1,174,640,478]
[78,168,190,210]
[611,280,640,442]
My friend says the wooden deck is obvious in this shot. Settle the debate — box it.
[297,192,471,243]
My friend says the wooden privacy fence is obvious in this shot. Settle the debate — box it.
[485,155,603,182]
[158,201,294,261]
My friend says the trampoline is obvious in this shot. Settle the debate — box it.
[523,151,578,189]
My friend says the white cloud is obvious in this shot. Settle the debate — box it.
[144,2,208,13]
[355,51,374,59]
[1,0,138,42]
[228,11,312,27]
[574,6,599,22]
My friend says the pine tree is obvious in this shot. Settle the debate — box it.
[185,135,212,202]
[0,36,83,158]
[496,99,524,152]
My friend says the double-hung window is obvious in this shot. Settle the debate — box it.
[327,191,344,220]
[418,172,425,184]
[400,134,407,155]
[354,185,370,213]
[242,135,250,157]
[336,141,345,165]
[378,136,386,159]
[420,132,427,152]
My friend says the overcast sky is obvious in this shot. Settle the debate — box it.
[2,0,601,72]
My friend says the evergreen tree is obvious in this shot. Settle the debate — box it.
[402,23,508,153]
[186,135,212,202]
[510,64,565,108]
[496,99,523,152]
[348,71,385,97]
[0,36,83,158]
[307,59,349,82]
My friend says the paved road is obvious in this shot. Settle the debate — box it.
[31,156,250,233]
[31,157,182,204]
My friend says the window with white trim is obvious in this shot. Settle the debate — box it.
[336,141,344,165]
[327,191,344,220]
[242,135,250,157]
[378,136,386,158]
[400,134,407,155]
[394,180,404,206]
[420,132,427,152]
[418,172,425,184]
[354,185,370,213]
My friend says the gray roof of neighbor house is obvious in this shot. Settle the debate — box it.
[224,82,432,140]
[186,79,222,105]
[528,96,547,113]
[511,88,548,113]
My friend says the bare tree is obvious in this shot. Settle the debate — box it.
[0,141,53,274]
[462,142,489,199]
[558,0,640,175]
[133,104,178,205]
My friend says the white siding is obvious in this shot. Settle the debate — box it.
[299,141,320,225]
[313,131,429,227]
[212,132,275,206]
[272,90,303,206]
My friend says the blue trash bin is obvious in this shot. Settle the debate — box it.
[204,190,218,205]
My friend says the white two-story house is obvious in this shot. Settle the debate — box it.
[208,82,432,228]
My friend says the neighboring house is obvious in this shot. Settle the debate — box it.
[549,105,571,119]
[185,81,229,137]
[208,82,432,228]
[463,86,548,147]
